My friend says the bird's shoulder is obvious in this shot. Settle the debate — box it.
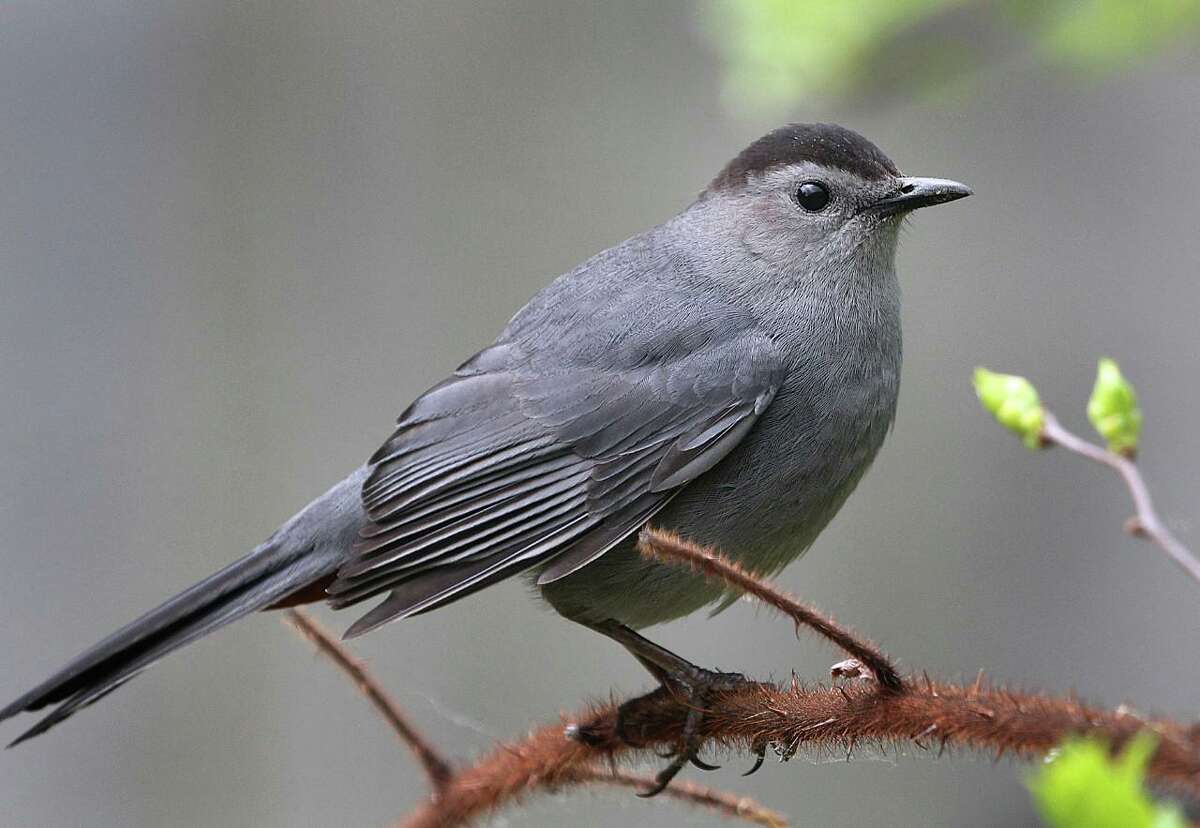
[495,224,773,373]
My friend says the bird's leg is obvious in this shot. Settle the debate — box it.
[570,618,767,796]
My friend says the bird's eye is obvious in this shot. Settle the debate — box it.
[795,181,830,212]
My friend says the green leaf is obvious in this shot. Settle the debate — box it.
[973,367,1045,449]
[1028,733,1186,828]
[1087,358,1142,456]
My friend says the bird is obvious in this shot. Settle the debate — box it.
[1,123,970,790]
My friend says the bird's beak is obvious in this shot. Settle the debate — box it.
[869,177,972,217]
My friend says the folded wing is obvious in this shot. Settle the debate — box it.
[331,335,784,638]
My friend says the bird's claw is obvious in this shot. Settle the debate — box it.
[743,741,768,776]
[637,758,686,797]
[586,621,765,796]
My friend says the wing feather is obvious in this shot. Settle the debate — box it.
[331,331,785,636]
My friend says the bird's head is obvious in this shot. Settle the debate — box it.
[695,123,971,276]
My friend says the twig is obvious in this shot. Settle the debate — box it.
[638,526,904,691]
[283,608,454,791]
[571,767,789,827]
[1041,414,1200,586]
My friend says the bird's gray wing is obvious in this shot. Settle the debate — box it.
[329,333,784,638]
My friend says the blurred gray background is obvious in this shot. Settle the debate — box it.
[2,2,1198,826]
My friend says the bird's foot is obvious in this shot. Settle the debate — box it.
[631,664,754,796]
[570,619,769,795]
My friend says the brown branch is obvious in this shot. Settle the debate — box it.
[1041,413,1200,586]
[390,535,1200,827]
[286,533,1200,828]
[638,526,904,691]
[395,700,791,828]
[282,609,777,825]
[282,608,454,791]
[398,678,1200,828]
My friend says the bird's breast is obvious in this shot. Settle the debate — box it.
[664,277,903,573]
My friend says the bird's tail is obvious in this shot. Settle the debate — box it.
[0,466,367,746]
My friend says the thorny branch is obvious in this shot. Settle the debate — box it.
[284,529,1200,828]
[284,609,454,792]
[285,607,782,825]
[637,527,904,691]
[1040,413,1200,586]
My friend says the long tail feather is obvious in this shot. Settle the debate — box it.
[1,466,367,745]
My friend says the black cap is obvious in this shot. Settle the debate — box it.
[708,123,899,193]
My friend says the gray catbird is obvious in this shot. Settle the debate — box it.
[2,124,969,787]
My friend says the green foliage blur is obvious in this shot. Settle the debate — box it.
[1027,734,1186,828]
[703,0,1200,112]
